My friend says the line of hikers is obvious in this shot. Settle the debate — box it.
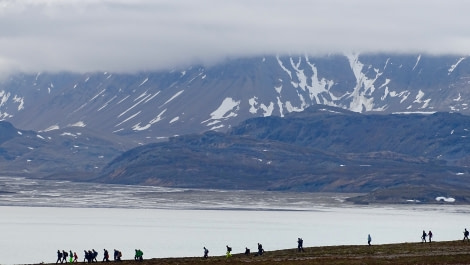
[421,230,434,243]
[212,243,265,259]
[56,229,470,262]
[419,228,470,243]
[216,228,470,259]
[55,250,77,263]
[56,249,142,263]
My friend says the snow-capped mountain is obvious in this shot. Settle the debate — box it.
[0,53,469,144]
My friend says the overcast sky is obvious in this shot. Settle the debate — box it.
[1,0,469,75]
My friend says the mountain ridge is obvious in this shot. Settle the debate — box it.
[1,53,469,144]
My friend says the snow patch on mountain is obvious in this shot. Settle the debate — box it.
[305,57,336,104]
[162,90,184,106]
[169,116,179,124]
[47,83,54,94]
[90,89,106,102]
[277,56,292,80]
[118,93,154,118]
[116,111,141,127]
[448,57,466,75]
[13,95,24,111]
[42,125,60,132]
[117,95,130,104]
[412,55,421,71]
[1,90,10,106]
[0,91,12,119]
[61,132,78,138]
[274,82,282,94]
[145,91,160,103]
[68,121,86,127]
[346,53,385,112]
[413,90,431,109]
[98,95,118,111]
[285,101,303,113]
[132,109,167,131]
[249,97,274,116]
[139,77,149,87]
[202,97,240,129]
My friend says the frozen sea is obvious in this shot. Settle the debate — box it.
[1,176,470,265]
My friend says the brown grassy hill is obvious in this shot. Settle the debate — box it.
[41,241,470,265]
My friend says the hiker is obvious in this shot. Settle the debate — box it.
[257,243,264,256]
[92,249,98,262]
[203,247,209,258]
[113,249,122,261]
[73,252,78,263]
[103,249,110,262]
[134,249,143,261]
[83,250,88,263]
[87,250,94,263]
[69,250,73,263]
[56,250,63,264]
[368,234,372,246]
[62,250,68,263]
[464,228,469,241]
[421,230,427,243]
[428,230,433,243]
[113,250,118,261]
[226,245,232,258]
[244,247,250,255]
[297,238,304,252]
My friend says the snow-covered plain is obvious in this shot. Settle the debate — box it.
[1,176,470,265]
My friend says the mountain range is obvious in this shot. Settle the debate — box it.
[1,53,469,143]
[1,53,470,203]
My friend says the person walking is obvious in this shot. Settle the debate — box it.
[73,252,78,263]
[113,250,122,261]
[244,247,250,255]
[92,249,98,262]
[62,250,68,263]
[421,230,427,243]
[297,238,304,252]
[464,228,469,241]
[368,234,372,246]
[103,249,110,262]
[203,247,209,258]
[134,249,143,261]
[428,230,433,243]
[56,250,63,264]
[226,245,232,258]
[257,243,264,256]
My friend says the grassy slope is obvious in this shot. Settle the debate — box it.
[42,241,470,265]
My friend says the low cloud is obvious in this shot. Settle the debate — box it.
[1,0,469,74]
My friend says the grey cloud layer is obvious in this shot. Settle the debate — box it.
[1,0,469,74]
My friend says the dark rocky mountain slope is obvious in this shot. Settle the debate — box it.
[0,121,132,180]
[96,106,470,203]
